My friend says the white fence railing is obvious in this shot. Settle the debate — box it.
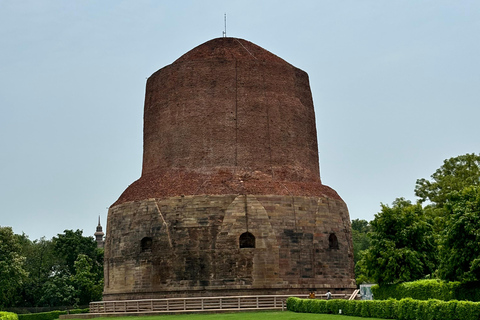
[89,294,351,314]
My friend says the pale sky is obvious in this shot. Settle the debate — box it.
[1,1,479,241]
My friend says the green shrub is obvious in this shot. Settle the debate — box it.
[287,296,480,319]
[310,299,327,313]
[351,301,362,317]
[444,300,457,320]
[426,299,442,320]
[456,300,480,320]
[375,299,396,319]
[368,300,386,319]
[359,300,372,317]
[415,300,429,320]
[396,298,417,320]
[67,309,88,314]
[455,281,480,301]
[0,312,18,320]
[295,298,307,313]
[372,279,480,302]
[335,299,348,315]
[340,299,357,316]
[372,279,455,301]
[286,297,299,311]
[17,311,67,320]
[326,299,342,314]
[435,299,457,320]
[301,299,315,313]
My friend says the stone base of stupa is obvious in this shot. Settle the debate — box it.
[103,193,356,300]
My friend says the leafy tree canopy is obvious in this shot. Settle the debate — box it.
[6,229,105,308]
[415,153,480,206]
[39,274,77,307]
[16,235,57,307]
[439,186,480,282]
[53,229,100,276]
[0,226,28,308]
[351,219,371,234]
[358,198,436,285]
[71,254,104,305]
[351,219,372,283]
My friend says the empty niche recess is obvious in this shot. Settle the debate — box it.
[141,237,153,252]
[239,232,255,248]
[328,233,339,250]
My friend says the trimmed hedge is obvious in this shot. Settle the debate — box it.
[17,311,66,320]
[456,281,480,302]
[0,312,19,320]
[17,309,88,320]
[371,280,480,302]
[286,296,480,320]
[66,309,88,315]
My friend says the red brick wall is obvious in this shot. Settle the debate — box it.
[113,38,332,206]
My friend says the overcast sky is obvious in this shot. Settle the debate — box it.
[1,1,479,241]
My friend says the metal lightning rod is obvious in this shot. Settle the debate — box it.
[223,13,227,37]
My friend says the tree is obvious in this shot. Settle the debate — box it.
[53,229,101,276]
[51,229,104,306]
[16,235,57,307]
[0,228,104,308]
[351,219,371,234]
[351,219,371,264]
[71,254,104,305]
[351,219,372,283]
[414,153,480,283]
[415,153,480,207]
[0,226,28,308]
[438,186,480,282]
[358,198,436,285]
[39,274,77,307]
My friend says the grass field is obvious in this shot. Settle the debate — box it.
[94,311,384,320]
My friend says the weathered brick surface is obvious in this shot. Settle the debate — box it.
[113,38,338,206]
[104,38,356,300]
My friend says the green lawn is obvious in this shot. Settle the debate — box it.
[94,311,384,320]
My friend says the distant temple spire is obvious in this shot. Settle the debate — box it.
[94,216,105,249]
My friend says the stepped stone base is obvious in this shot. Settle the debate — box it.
[103,194,355,300]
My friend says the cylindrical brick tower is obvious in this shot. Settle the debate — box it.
[104,38,355,300]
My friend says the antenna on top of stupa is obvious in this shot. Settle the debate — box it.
[223,13,227,37]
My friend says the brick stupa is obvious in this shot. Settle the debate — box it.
[104,38,356,300]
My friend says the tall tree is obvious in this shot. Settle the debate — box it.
[415,153,480,206]
[52,229,104,306]
[0,226,28,308]
[439,186,480,282]
[17,235,57,307]
[415,153,480,283]
[357,198,436,285]
[0,228,104,308]
[71,254,104,305]
[351,219,372,283]
[39,274,77,307]
[351,219,371,234]
[53,229,101,276]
